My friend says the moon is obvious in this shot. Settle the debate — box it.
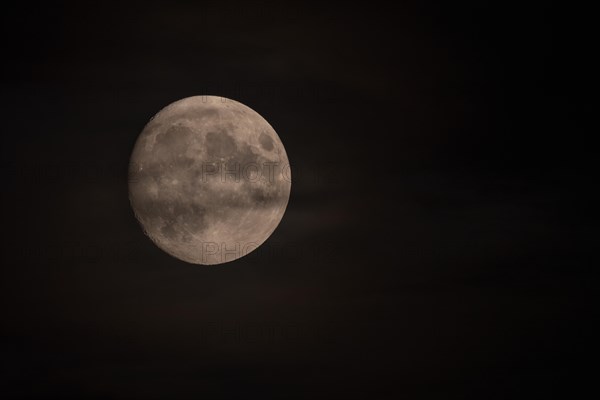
[128,96,291,265]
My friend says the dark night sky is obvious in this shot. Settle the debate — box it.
[1,2,594,399]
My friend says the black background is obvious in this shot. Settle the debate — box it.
[1,2,594,399]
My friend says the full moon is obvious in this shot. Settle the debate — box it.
[128,96,291,265]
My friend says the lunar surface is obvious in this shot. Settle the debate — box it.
[128,96,291,265]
